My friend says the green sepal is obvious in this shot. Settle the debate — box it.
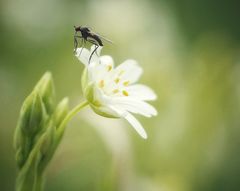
[81,68,88,93]
[84,82,95,103]
[90,105,119,118]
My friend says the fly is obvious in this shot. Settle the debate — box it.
[74,26,113,64]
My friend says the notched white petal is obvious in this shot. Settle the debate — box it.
[125,112,147,139]
[75,48,90,66]
[108,105,147,139]
[99,56,114,69]
[111,97,158,117]
[126,84,157,101]
[115,59,143,84]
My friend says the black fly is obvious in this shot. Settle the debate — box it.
[74,26,112,64]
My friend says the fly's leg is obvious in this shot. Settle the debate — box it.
[85,39,100,64]
[74,35,83,53]
[74,35,87,57]
[87,39,101,57]
[79,39,86,57]
[88,45,99,64]
[74,37,78,53]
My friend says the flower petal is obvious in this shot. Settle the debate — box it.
[126,84,157,101]
[99,55,114,68]
[75,46,103,67]
[90,55,115,82]
[115,59,143,84]
[75,47,90,66]
[110,97,157,117]
[124,112,147,139]
[109,106,147,139]
[88,45,102,67]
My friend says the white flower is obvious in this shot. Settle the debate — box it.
[75,46,157,139]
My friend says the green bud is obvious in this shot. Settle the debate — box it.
[54,97,69,128]
[14,72,56,169]
[34,72,55,115]
[14,92,48,167]
[14,72,74,191]
[24,92,47,135]
[37,120,56,173]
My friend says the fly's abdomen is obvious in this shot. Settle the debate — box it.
[91,34,103,46]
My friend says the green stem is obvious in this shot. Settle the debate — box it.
[35,174,43,191]
[56,100,89,142]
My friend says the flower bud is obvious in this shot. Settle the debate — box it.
[14,72,56,169]
[54,97,69,128]
[34,71,55,115]
[38,121,56,173]
[14,92,48,167]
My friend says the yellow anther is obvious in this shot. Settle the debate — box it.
[99,80,104,88]
[123,81,130,86]
[112,89,119,94]
[122,90,129,96]
[114,78,120,84]
[107,65,112,71]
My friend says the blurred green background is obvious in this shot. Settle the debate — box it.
[1,0,240,190]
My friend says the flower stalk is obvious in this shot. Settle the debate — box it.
[55,100,88,145]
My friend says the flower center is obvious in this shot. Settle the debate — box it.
[97,68,130,97]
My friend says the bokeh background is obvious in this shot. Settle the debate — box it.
[1,0,240,190]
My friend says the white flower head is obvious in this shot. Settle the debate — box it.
[75,46,157,139]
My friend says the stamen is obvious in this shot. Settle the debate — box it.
[114,78,120,84]
[107,65,112,71]
[99,80,104,88]
[122,90,129,96]
[123,81,129,86]
[112,89,119,94]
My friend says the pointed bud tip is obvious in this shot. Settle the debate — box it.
[42,71,53,81]
[61,97,69,105]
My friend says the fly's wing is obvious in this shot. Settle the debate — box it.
[99,35,114,44]
[91,31,114,44]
